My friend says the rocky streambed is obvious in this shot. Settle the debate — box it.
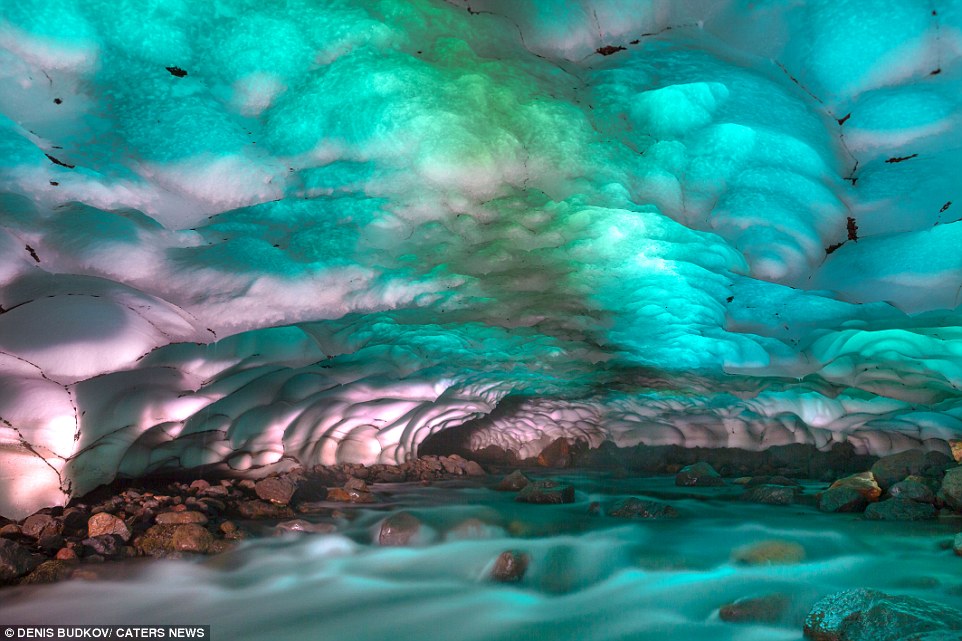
[3,450,962,641]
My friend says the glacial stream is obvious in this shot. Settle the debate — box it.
[3,474,962,641]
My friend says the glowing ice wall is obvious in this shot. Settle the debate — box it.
[1,0,961,517]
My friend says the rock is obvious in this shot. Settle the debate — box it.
[719,594,790,623]
[746,475,800,487]
[81,535,124,559]
[675,462,725,487]
[819,487,869,513]
[951,440,962,464]
[171,524,213,553]
[0,524,21,538]
[326,487,375,503]
[890,477,936,504]
[378,512,422,546]
[741,484,799,506]
[236,500,295,520]
[38,534,65,552]
[61,508,90,536]
[515,480,575,504]
[275,519,337,535]
[864,498,936,521]
[803,588,962,641]
[87,512,131,541]
[491,550,529,582]
[829,472,882,502]
[343,477,368,492]
[732,540,805,566]
[139,524,212,556]
[155,511,208,525]
[56,547,78,561]
[940,467,962,511]
[872,450,928,491]
[291,478,329,504]
[463,460,486,476]
[537,438,571,468]
[953,533,962,557]
[607,497,678,519]
[21,560,76,585]
[440,457,464,475]
[495,470,530,492]
[188,479,210,492]
[21,513,59,539]
[0,538,39,582]
[254,477,296,505]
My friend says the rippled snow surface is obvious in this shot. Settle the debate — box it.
[4,475,962,641]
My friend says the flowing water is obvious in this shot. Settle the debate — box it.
[3,474,962,641]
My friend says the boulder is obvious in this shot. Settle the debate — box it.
[607,497,678,519]
[491,550,529,582]
[138,524,212,556]
[940,467,962,511]
[719,594,790,623]
[732,540,805,566]
[675,462,725,487]
[20,560,76,585]
[495,470,530,492]
[515,480,575,504]
[871,450,927,491]
[741,484,799,506]
[87,512,131,541]
[378,512,422,546]
[829,472,881,502]
[864,498,936,521]
[537,438,571,468]
[803,588,962,641]
[819,487,868,513]
[889,477,936,504]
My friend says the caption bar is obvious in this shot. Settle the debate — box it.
[2,628,209,639]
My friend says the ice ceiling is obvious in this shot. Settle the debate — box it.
[0,0,961,518]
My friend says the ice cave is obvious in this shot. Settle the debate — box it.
[1,0,962,639]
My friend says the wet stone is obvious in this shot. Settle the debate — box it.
[21,560,76,585]
[741,484,799,506]
[803,588,962,641]
[829,471,882,502]
[87,512,131,541]
[819,487,868,513]
[0,524,21,539]
[81,534,124,559]
[275,519,337,535]
[155,511,208,525]
[889,477,936,504]
[675,462,725,487]
[607,497,678,519]
[326,487,375,503]
[719,594,790,623]
[378,512,422,546]
[871,449,928,491]
[236,500,295,520]
[495,470,530,492]
[491,550,529,582]
[21,514,59,539]
[255,477,296,505]
[732,540,805,566]
[0,538,39,582]
[515,480,575,504]
[864,498,936,521]
[940,467,962,511]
